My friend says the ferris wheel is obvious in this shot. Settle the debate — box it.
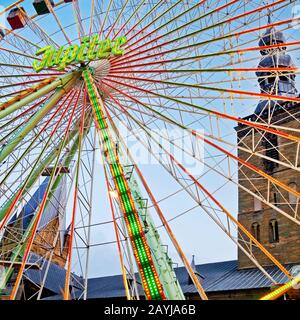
[0,0,300,301]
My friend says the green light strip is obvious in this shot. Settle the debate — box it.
[83,69,165,300]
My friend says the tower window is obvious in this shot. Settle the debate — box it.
[251,222,261,242]
[273,191,278,206]
[269,219,279,243]
[263,133,279,173]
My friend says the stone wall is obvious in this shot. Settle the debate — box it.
[236,106,300,269]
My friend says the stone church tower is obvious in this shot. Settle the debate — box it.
[236,25,300,269]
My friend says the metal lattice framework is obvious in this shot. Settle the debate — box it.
[0,0,299,300]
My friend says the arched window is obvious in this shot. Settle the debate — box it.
[251,222,260,242]
[288,182,297,204]
[254,193,262,212]
[269,219,279,243]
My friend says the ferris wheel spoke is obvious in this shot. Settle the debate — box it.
[0,75,80,166]
[0,78,55,108]
[1,119,86,209]
[119,113,299,226]
[0,99,84,152]
[0,61,64,74]
[0,90,79,229]
[0,72,77,120]
[128,0,284,56]
[0,1,24,15]
[100,80,300,226]
[105,74,300,107]
[0,91,75,192]
[71,0,85,40]
[121,0,206,54]
[1,27,40,53]
[113,14,300,68]
[121,0,183,48]
[0,78,53,93]
[101,78,300,144]
[17,6,59,48]
[0,46,40,62]
[103,94,291,283]
[0,95,49,134]
[0,119,83,294]
[110,38,300,69]
[112,0,147,41]
[98,0,113,38]
[8,88,83,300]
[110,103,299,175]
[109,67,298,74]
[107,67,299,87]
[120,0,165,40]
[105,0,130,39]
[91,0,103,32]
[101,97,299,171]
[0,0,298,301]
[117,0,240,61]
[103,102,209,300]
[110,97,300,226]
[0,84,62,103]
[63,88,86,300]
[43,0,72,45]
[88,0,95,36]
[0,72,64,78]
[102,151,131,300]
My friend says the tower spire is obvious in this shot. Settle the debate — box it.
[255,22,298,114]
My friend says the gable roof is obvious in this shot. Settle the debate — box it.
[36,259,299,300]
